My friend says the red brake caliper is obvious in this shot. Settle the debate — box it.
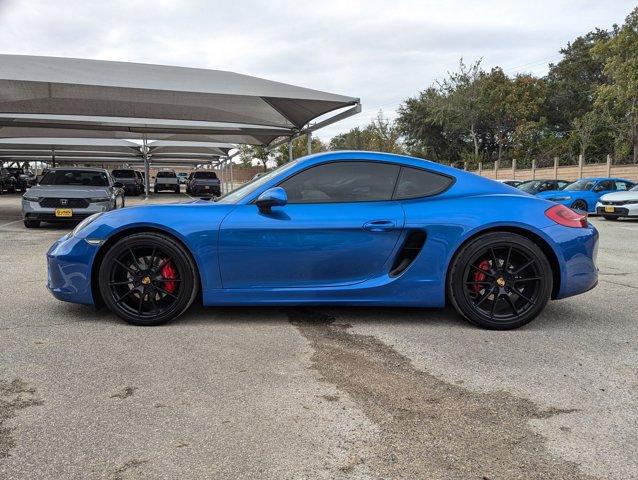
[472,259,491,293]
[160,260,178,294]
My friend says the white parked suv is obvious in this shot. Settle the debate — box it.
[154,170,180,194]
[596,184,638,220]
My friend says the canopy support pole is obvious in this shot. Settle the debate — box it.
[229,156,234,191]
[288,139,293,163]
[307,131,312,155]
[51,147,56,168]
[142,135,150,198]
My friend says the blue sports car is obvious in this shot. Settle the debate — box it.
[536,177,635,213]
[47,151,599,330]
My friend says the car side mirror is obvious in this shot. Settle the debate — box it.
[256,187,287,213]
[113,181,124,188]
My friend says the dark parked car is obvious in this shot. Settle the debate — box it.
[517,179,570,195]
[186,171,221,196]
[6,167,30,192]
[111,169,143,195]
[0,168,17,194]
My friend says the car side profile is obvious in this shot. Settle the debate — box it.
[22,167,125,228]
[536,177,635,213]
[46,151,599,330]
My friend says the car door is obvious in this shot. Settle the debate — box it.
[218,161,405,289]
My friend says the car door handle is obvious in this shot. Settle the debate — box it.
[363,220,396,232]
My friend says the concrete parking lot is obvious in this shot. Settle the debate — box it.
[0,192,636,480]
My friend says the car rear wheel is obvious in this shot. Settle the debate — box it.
[448,232,553,330]
[603,215,619,221]
[24,219,40,228]
[174,186,180,194]
[570,199,587,212]
[98,232,199,326]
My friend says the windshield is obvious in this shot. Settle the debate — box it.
[193,172,218,179]
[564,179,595,191]
[112,169,135,178]
[40,170,109,187]
[517,180,542,193]
[216,161,300,204]
[631,184,638,192]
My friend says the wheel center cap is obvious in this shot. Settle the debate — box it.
[496,277,506,287]
[141,276,151,285]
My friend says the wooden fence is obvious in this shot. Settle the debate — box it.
[469,155,638,182]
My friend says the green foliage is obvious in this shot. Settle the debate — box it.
[389,6,638,165]
[330,111,404,154]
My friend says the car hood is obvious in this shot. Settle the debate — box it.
[26,185,111,198]
[599,191,638,201]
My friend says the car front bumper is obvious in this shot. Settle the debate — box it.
[595,202,638,217]
[46,233,99,305]
[22,200,112,222]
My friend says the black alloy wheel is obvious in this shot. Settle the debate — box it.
[98,232,198,326]
[570,199,587,212]
[448,232,553,329]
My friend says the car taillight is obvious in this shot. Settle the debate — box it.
[545,204,588,228]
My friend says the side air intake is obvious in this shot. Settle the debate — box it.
[389,230,427,277]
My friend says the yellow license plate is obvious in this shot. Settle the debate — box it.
[55,208,73,217]
[604,206,615,213]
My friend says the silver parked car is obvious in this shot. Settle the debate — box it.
[22,167,125,228]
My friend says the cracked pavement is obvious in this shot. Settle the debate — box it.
[0,193,636,479]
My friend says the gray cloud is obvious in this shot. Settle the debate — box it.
[0,0,634,139]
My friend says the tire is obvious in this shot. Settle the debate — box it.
[174,186,180,194]
[570,199,587,212]
[98,232,199,326]
[154,187,159,194]
[603,215,619,221]
[24,219,40,228]
[447,232,553,330]
[121,196,126,208]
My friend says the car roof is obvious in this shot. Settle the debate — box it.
[48,167,108,173]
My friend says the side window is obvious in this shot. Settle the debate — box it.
[615,181,629,191]
[597,180,614,191]
[393,167,453,199]
[279,162,400,203]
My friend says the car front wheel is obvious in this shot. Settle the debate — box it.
[98,232,199,326]
[448,232,553,330]
[603,215,619,221]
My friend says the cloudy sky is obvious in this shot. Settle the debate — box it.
[0,0,634,140]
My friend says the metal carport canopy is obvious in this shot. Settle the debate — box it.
[0,54,361,194]
[0,54,360,132]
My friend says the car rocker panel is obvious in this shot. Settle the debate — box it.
[46,151,599,330]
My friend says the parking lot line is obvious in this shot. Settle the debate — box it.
[0,218,22,229]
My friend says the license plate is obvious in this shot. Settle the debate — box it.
[55,208,73,217]
[604,206,615,213]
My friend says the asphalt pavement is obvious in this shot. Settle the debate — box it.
[0,191,636,479]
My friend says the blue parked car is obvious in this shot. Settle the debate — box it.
[47,151,599,330]
[536,177,635,213]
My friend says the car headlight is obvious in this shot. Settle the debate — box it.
[72,212,103,237]
[23,194,39,202]
[89,197,111,203]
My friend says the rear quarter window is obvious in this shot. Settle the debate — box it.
[393,167,453,199]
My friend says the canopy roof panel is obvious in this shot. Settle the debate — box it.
[0,114,288,145]
[0,55,359,130]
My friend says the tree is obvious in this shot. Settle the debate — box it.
[238,145,270,171]
[593,8,638,162]
[274,136,327,166]
[329,111,404,154]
